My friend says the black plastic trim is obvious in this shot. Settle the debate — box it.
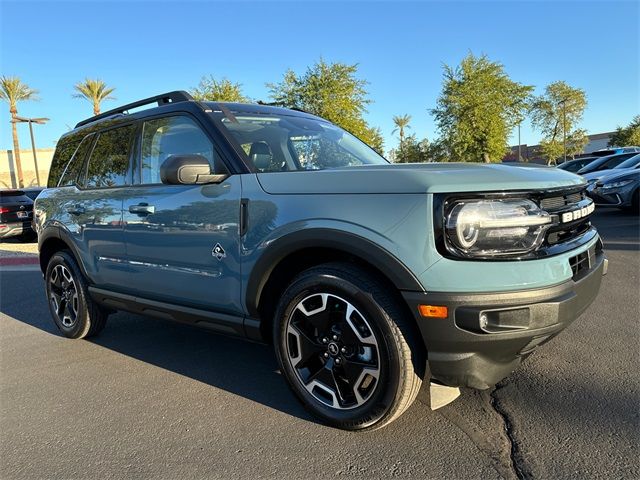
[88,287,246,337]
[245,228,424,317]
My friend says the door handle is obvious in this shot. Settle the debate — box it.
[129,203,155,215]
[66,205,85,215]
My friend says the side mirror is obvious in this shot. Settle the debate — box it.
[160,155,227,185]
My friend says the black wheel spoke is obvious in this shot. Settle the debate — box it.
[338,359,368,388]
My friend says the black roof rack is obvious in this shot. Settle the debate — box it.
[75,90,194,128]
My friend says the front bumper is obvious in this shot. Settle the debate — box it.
[402,246,607,390]
[587,183,636,207]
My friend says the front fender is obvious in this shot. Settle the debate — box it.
[244,224,425,317]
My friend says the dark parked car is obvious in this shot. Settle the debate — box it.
[588,168,640,211]
[557,156,598,173]
[577,152,638,175]
[34,91,606,431]
[0,189,35,241]
[23,187,45,201]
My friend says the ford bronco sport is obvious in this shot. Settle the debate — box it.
[34,91,606,430]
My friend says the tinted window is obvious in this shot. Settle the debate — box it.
[85,125,135,188]
[140,116,215,184]
[59,134,95,187]
[48,138,80,187]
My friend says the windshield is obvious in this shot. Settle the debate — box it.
[212,112,388,172]
[614,154,640,169]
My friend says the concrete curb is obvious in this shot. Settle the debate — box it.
[0,257,39,266]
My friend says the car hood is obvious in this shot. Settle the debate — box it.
[257,163,585,194]
[594,168,640,185]
[582,169,620,182]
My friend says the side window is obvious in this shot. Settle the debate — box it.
[140,116,216,184]
[85,125,135,188]
[48,139,80,187]
[59,134,94,187]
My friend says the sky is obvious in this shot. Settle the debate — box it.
[1,0,638,154]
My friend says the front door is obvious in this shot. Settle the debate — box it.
[122,115,242,314]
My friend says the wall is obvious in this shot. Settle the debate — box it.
[0,148,55,188]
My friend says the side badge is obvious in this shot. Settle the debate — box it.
[212,243,226,261]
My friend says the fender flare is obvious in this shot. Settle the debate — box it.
[245,228,424,317]
[38,225,90,278]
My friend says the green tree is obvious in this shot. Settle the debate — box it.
[268,59,384,154]
[191,75,249,102]
[73,78,115,115]
[608,115,640,147]
[530,81,587,164]
[430,53,533,163]
[390,134,430,163]
[0,76,38,188]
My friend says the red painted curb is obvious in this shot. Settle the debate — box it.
[0,257,39,266]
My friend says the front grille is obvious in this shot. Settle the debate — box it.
[540,191,586,210]
[537,187,593,250]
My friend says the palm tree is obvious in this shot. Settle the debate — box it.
[0,76,38,188]
[392,114,412,158]
[73,78,115,115]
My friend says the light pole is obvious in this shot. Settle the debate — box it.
[13,116,49,186]
[518,122,522,161]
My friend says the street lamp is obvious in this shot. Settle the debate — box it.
[12,116,49,186]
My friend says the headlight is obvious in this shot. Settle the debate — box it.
[601,179,634,189]
[445,199,552,257]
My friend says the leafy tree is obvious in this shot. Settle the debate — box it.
[268,59,384,154]
[390,134,430,163]
[392,114,412,156]
[73,78,115,115]
[430,53,533,162]
[530,81,587,164]
[608,115,640,147]
[191,75,249,102]
[0,76,38,188]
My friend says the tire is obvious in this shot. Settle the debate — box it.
[45,250,108,339]
[273,262,425,431]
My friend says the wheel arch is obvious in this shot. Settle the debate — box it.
[246,229,424,341]
[38,227,88,278]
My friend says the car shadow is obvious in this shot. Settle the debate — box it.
[0,271,315,425]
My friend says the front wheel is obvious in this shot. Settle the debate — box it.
[273,263,425,431]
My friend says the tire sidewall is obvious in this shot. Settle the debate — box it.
[274,270,404,429]
[45,251,91,339]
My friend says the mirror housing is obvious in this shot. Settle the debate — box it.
[160,155,227,185]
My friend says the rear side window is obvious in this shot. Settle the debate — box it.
[48,139,80,187]
[59,134,95,187]
[85,125,135,188]
[140,116,216,184]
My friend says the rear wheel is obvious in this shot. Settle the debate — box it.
[45,251,108,339]
[273,262,424,431]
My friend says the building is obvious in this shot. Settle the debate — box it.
[504,131,615,164]
[0,148,55,189]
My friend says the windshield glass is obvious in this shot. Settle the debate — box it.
[212,112,388,172]
[614,154,640,169]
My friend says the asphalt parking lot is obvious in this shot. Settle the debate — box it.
[1,209,638,479]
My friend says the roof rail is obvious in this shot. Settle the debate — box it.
[75,90,194,128]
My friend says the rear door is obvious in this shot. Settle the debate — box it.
[66,125,135,288]
[122,114,242,314]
